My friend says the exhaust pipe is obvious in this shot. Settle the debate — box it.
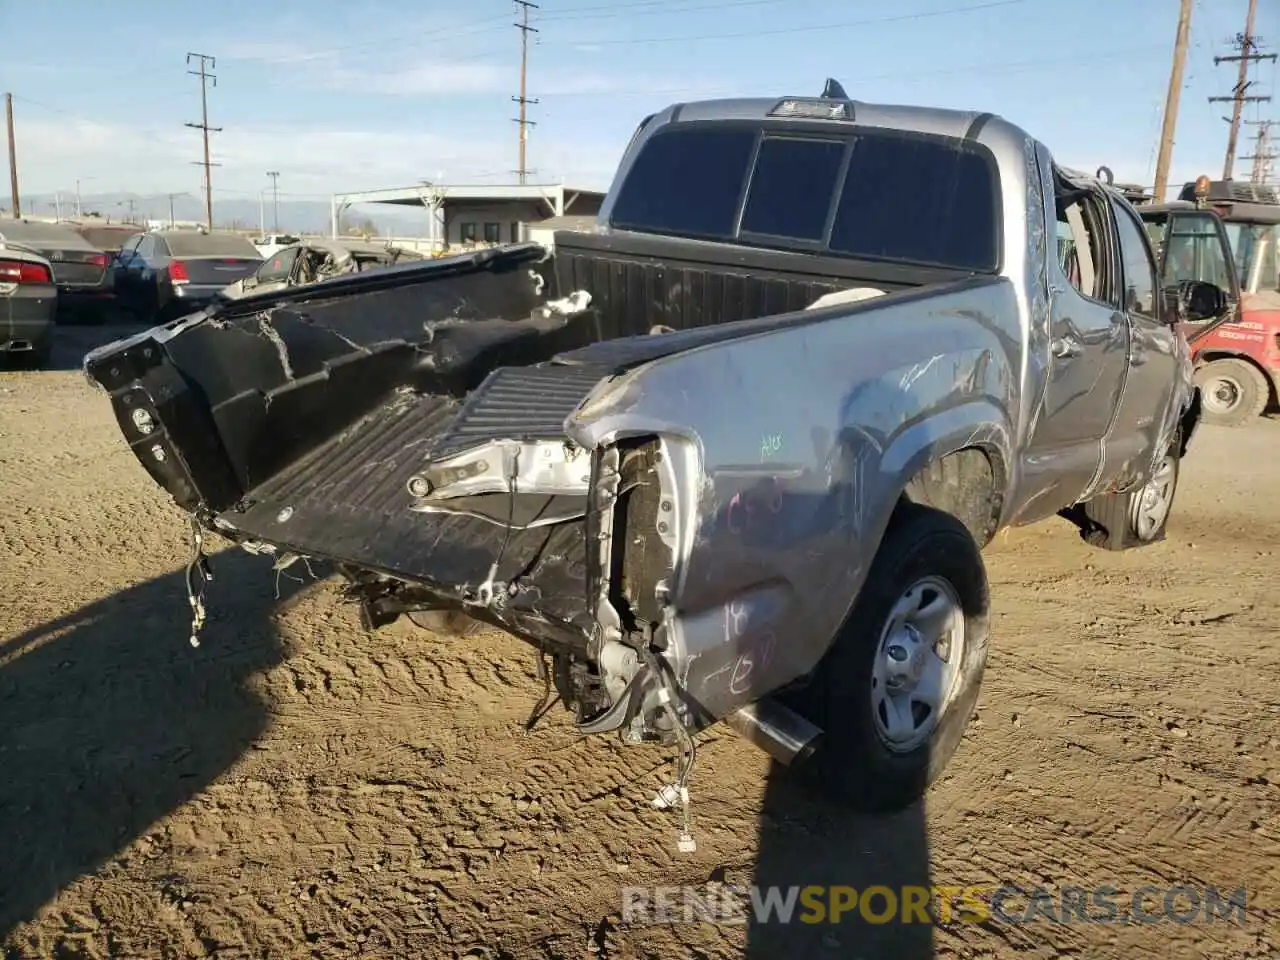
[725,698,822,766]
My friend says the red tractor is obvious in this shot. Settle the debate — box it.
[1141,178,1280,426]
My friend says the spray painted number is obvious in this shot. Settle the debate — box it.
[721,601,777,695]
[730,631,776,697]
[760,434,784,460]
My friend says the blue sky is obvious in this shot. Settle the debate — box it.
[2,0,1276,208]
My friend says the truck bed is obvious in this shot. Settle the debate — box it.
[86,234,960,648]
[216,367,606,639]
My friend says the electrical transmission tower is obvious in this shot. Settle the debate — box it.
[185,52,222,230]
[1243,120,1277,185]
[1209,0,1276,180]
[512,0,539,185]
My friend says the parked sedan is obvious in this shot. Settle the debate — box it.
[0,219,112,321]
[0,242,57,367]
[114,230,262,322]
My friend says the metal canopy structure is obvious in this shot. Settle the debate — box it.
[329,183,606,245]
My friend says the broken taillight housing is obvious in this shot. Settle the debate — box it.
[169,259,190,284]
[0,259,53,284]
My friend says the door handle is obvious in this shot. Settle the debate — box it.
[1051,336,1083,359]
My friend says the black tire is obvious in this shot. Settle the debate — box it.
[780,503,990,813]
[1194,358,1268,427]
[1079,446,1180,552]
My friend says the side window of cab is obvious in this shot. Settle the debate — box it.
[257,246,301,283]
[1111,202,1158,319]
[1053,188,1117,307]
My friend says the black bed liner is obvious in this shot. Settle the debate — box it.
[550,228,964,337]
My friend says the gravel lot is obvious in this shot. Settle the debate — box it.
[1,325,1277,959]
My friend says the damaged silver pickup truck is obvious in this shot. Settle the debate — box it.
[219,239,423,300]
[84,84,1237,843]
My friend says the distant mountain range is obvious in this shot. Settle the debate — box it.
[4,192,433,237]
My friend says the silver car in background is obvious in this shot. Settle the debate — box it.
[0,242,57,367]
[0,220,113,322]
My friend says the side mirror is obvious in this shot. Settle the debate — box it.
[1175,280,1229,323]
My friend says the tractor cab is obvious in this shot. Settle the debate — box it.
[1138,176,1280,426]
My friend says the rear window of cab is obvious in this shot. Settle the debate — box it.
[609,123,1001,273]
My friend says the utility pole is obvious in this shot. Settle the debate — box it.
[512,0,539,185]
[1210,0,1276,180]
[1243,119,1277,184]
[1154,0,1194,202]
[168,193,177,227]
[266,170,280,231]
[185,52,222,230]
[5,92,20,217]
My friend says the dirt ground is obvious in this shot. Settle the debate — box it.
[1,325,1277,960]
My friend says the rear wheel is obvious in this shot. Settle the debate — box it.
[780,504,990,812]
[1195,358,1269,427]
[1080,447,1180,551]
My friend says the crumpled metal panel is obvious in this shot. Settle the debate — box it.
[567,277,1019,725]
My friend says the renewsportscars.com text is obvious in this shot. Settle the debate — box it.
[621,884,1249,926]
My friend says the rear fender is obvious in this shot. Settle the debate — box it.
[566,285,1019,727]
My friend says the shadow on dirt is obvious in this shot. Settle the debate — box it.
[0,550,299,944]
[745,770,933,958]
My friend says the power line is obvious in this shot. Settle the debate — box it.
[7,0,1023,93]
[531,44,1170,98]
[513,0,539,186]
[185,52,221,230]
[223,16,513,67]
[538,0,1025,46]
[1209,0,1276,180]
[538,0,792,23]
[216,0,798,68]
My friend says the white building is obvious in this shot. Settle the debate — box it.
[329,183,606,251]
